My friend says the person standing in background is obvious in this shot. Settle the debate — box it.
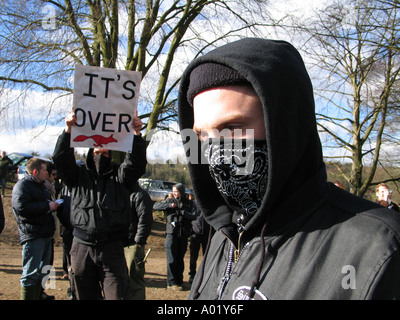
[124,182,153,300]
[189,206,210,284]
[0,194,5,234]
[0,151,13,197]
[153,183,196,291]
[12,158,58,300]
[376,183,400,212]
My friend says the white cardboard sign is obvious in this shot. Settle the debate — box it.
[71,64,142,152]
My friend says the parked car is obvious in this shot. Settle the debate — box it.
[6,152,33,182]
[139,178,177,202]
[17,157,53,181]
[5,152,52,181]
[16,166,28,181]
[186,188,194,197]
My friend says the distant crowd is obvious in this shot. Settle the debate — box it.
[1,138,209,300]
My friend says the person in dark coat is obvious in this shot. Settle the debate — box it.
[178,38,400,300]
[56,185,73,278]
[0,194,4,234]
[188,197,210,284]
[153,183,196,290]
[53,111,146,300]
[12,158,58,300]
[0,151,13,197]
[124,182,153,300]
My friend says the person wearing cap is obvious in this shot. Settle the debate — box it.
[178,38,400,299]
[153,183,196,291]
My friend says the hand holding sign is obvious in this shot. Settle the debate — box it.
[65,111,76,133]
[132,111,143,135]
[71,65,142,152]
[66,109,142,135]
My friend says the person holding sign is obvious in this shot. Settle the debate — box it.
[53,110,147,300]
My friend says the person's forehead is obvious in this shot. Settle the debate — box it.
[93,149,109,153]
[377,186,389,193]
[192,86,264,135]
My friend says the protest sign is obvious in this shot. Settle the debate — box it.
[71,64,142,152]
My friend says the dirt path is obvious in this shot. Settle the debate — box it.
[0,186,194,300]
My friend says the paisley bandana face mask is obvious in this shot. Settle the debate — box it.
[203,138,268,223]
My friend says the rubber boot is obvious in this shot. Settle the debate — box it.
[21,283,41,300]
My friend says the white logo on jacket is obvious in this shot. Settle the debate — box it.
[232,286,268,300]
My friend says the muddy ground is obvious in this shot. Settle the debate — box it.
[0,185,195,301]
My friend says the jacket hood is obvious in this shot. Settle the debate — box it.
[86,149,114,176]
[178,38,325,238]
[174,183,186,199]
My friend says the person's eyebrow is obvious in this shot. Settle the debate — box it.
[193,113,251,134]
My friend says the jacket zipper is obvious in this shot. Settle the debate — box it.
[216,217,247,299]
[234,214,247,261]
[234,224,245,262]
[216,244,234,300]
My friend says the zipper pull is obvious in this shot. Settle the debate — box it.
[237,215,245,233]
[217,274,230,300]
[234,214,247,262]
[234,249,240,262]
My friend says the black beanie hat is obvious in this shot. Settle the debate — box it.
[174,183,186,198]
[186,62,248,106]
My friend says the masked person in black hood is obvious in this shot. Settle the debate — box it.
[53,111,147,300]
[178,38,400,300]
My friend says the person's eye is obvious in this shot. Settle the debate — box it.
[222,126,246,138]
[195,130,208,141]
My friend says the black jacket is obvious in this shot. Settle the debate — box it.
[0,195,4,234]
[53,131,147,244]
[178,38,400,299]
[56,185,73,233]
[153,185,196,237]
[191,205,209,237]
[0,155,12,178]
[125,182,153,246]
[12,173,55,244]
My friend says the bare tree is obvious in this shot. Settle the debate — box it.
[0,0,276,136]
[290,0,400,196]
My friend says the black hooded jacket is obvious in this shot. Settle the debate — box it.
[53,131,147,244]
[178,38,400,299]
